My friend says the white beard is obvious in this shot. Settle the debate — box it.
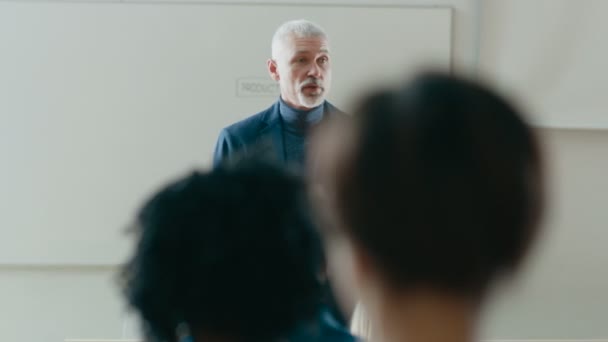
[297,90,324,108]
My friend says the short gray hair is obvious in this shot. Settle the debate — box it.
[271,19,328,59]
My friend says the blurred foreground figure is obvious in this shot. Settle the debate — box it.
[121,158,354,342]
[310,72,545,342]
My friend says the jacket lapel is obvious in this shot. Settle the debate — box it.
[255,100,345,165]
[323,101,346,119]
[256,101,286,163]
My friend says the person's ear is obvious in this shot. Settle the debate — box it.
[267,59,280,81]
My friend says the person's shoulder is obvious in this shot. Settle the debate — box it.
[323,327,359,342]
[316,309,359,342]
[222,102,278,139]
[325,101,348,118]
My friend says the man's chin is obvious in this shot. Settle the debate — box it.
[298,94,325,108]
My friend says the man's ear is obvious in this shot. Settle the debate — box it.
[267,59,280,81]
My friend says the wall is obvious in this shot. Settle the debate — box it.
[477,1,608,337]
[1,0,606,341]
[481,128,608,338]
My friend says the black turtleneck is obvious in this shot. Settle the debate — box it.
[278,97,324,168]
[280,98,350,328]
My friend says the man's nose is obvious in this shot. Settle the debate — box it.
[308,62,322,78]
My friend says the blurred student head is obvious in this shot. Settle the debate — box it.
[121,158,325,342]
[310,71,544,341]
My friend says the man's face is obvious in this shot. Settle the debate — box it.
[268,34,332,110]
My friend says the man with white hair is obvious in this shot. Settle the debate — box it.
[212,20,354,342]
[213,19,343,170]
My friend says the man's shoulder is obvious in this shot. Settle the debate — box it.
[325,102,348,118]
[221,102,278,140]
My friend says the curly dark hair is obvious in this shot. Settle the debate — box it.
[121,158,324,342]
[329,72,544,296]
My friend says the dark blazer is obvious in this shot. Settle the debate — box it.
[213,100,344,167]
[211,100,355,341]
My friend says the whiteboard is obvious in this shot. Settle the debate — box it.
[0,2,451,265]
[478,0,608,129]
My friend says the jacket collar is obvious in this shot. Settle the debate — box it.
[257,99,342,164]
